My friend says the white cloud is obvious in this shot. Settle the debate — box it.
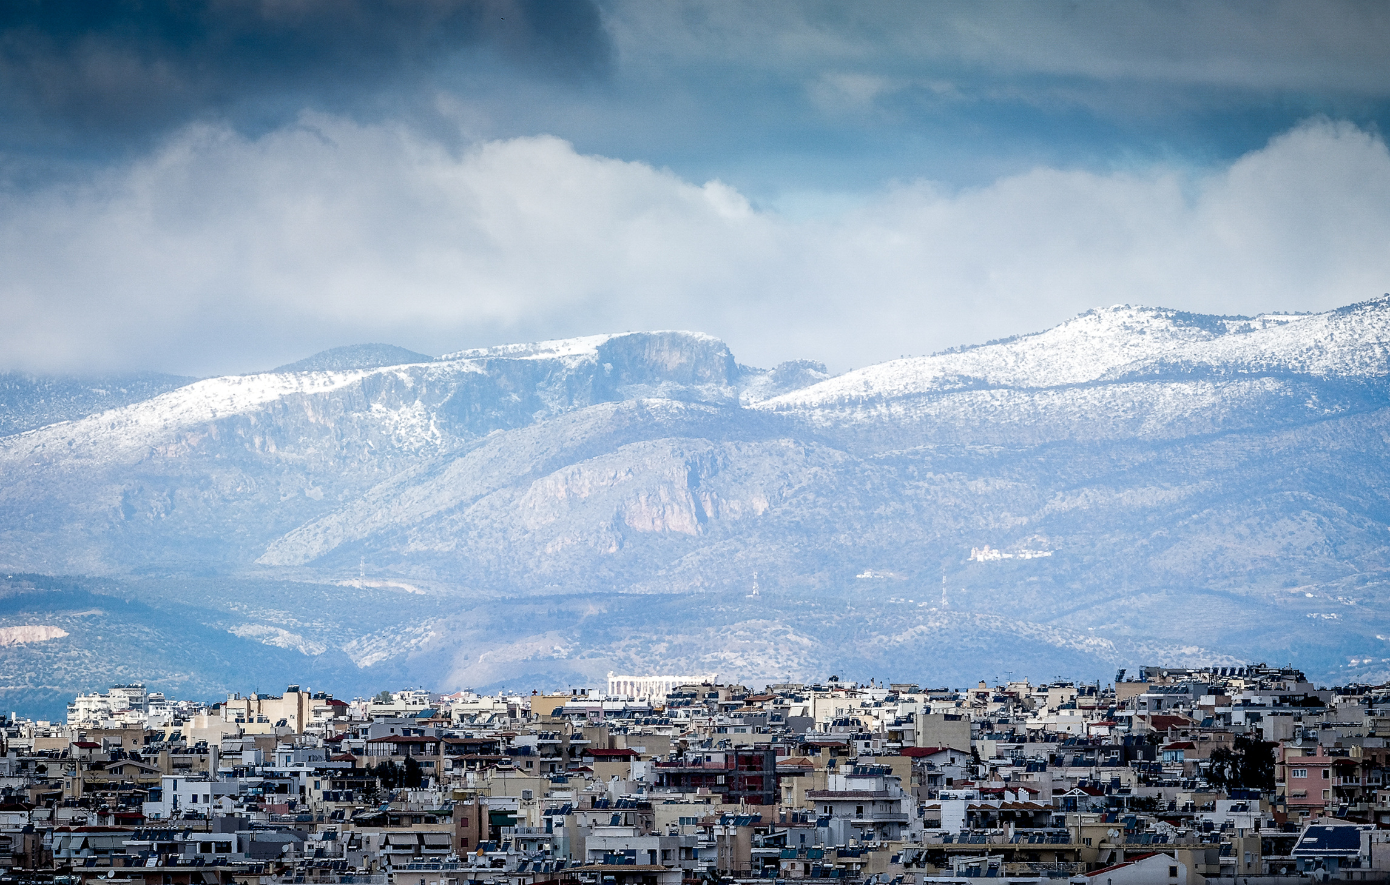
[1,115,1388,375]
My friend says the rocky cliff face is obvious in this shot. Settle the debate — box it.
[3,304,1390,711]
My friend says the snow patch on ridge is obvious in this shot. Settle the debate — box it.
[761,298,1390,411]
[0,360,491,464]
[439,334,617,361]
[0,625,69,645]
[342,623,439,668]
[0,368,377,459]
[439,330,727,363]
[228,624,327,656]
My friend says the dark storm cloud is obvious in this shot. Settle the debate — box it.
[0,0,609,149]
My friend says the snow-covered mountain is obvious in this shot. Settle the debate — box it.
[0,370,195,437]
[756,298,1390,448]
[3,300,1390,713]
[768,298,1390,408]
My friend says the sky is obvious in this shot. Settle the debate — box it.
[2,0,1390,376]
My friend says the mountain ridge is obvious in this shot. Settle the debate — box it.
[272,343,434,373]
[765,296,1390,411]
[2,301,1389,712]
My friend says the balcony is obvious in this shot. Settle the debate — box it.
[849,813,910,823]
[654,760,733,771]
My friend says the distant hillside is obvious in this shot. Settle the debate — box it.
[2,303,1389,711]
[0,371,196,436]
[273,343,433,373]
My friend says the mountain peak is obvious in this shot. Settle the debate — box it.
[273,343,433,373]
[438,330,726,363]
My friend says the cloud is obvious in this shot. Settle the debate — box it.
[3,1,1388,208]
[609,1,1390,95]
[0,0,609,148]
[590,1,1390,193]
[1,116,1388,376]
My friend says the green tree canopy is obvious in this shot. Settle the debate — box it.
[1207,734,1275,792]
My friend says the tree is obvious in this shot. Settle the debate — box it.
[373,690,393,704]
[1207,735,1275,792]
[371,760,403,790]
[1208,747,1237,791]
[1206,744,1239,789]
[403,755,424,789]
[1236,735,1275,791]
[1127,795,1161,813]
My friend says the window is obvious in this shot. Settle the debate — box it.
[1323,790,1331,800]
[1169,866,1178,877]
[1322,769,1330,779]
[1292,769,1308,778]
